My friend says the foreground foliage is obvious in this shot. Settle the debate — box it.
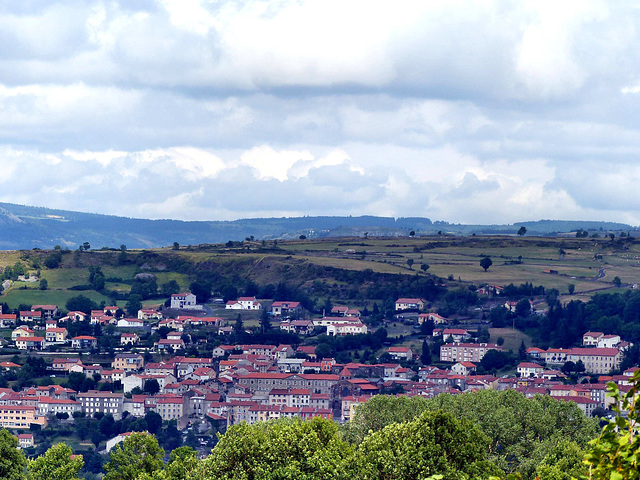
[2,379,640,480]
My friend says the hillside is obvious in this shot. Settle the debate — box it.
[0,202,635,250]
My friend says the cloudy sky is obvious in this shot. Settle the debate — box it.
[1,0,640,224]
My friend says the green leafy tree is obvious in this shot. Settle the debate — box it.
[420,263,430,273]
[420,338,432,365]
[567,284,575,295]
[584,369,640,479]
[39,279,48,290]
[480,256,493,271]
[406,258,414,269]
[104,432,164,480]
[0,428,27,480]
[352,410,500,479]
[202,417,352,480]
[126,294,143,316]
[27,442,84,480]
[517,226,527,236]
[138,446,199,480]
[613,276,622,288]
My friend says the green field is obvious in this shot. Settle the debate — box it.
[1,235,639,311]
[489,327,533,353]
[0,288,114,309]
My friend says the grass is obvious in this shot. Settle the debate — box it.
[0,287,112,309]
[489,327,533,353]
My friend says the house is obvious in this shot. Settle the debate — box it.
[71,336,97,350]
[345,309,361,318]
[45,328,68,344]
[440,343,502,363]
[52,358,83,371]
[31,305,58,320]
[156,338,185,351]
[517,362,544,378]
[20,311,42,322]
[213,345,236,357]
[418,313,448,325]
[0,361,21,371]
[280,320,314,335]
[271,301,303,317]
[326,322,367,336]
[583,332,604,346]
[117,318,144,328]
[16,336,45,351]
[451,362,477,376]
[387,347,413,360]
[120,333,140,346]
[37,398,81,417]
[59,311,87,323]
[395,298,425,311]
[598,335,621,348]
[226,297,261,310]
[330,306,349,317]
[11,326,35,341]
[0,406,47,429]
[505,299,533,313]
[437,328,471,343]
[0,313,17,328]
[76,391,125,420]
[138,308,163,320]
[17,433,34,448]
[112,353,144,371]
[170,293,199,310]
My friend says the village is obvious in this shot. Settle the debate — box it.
[0,287,636,457]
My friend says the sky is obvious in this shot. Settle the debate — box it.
[1,0,640,225]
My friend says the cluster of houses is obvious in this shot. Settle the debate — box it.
[1,291,638,434]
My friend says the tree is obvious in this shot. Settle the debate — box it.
[480,256,493,271]
[299,235,306,240]
[585,369,640,478]
[517,226,527,236]
[234,314,244,334]
[515,298,531,317]
[518,340,527,360]
[409,230,415,237]
[420,338,432,365]
[420,263,429,273]
[82,242,90,251]
[104,433,164,480]
[66,295,97,314]
[145,411,163,435]
[28,442,84,480]
[189,281,212,304]
[125,294,143,316]
[203,417,352,480]
[260,308,271,334]
[143,379,160,396]
[352,410,500,479]
[613,276,622,288]
[39,279,48,290]
[0,428,27,480]
[406,258,414,269]
[172,242,179,250]
[568,284,575,295]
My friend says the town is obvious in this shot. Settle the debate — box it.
[0,284,637,465]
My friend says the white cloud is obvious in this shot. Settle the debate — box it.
[0,1,639,225]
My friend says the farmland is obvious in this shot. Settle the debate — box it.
[0,235,639,311]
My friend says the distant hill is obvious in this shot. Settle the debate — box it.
[0,203,634,250]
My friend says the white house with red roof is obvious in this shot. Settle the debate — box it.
[395,298,425,311]
[120,333,140,345]
[387,346,413,360]
[11,326,35,341]
[15,336,45,351]
[20,311,41,322]
[326,322,367,336]
[59,311,87,323]
[271,301,303,317]
[138,308,163,320]
[434,328,471,343]
[71,336,97,350]
[0,313,17,328]
[31,305,58,320]
[583,331,604,346]
[226,297,261,310]
[517,362,544,378]
[451,362,477,376]
[418,313,448,325]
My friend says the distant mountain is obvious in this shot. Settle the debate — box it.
[0,203,634,250]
